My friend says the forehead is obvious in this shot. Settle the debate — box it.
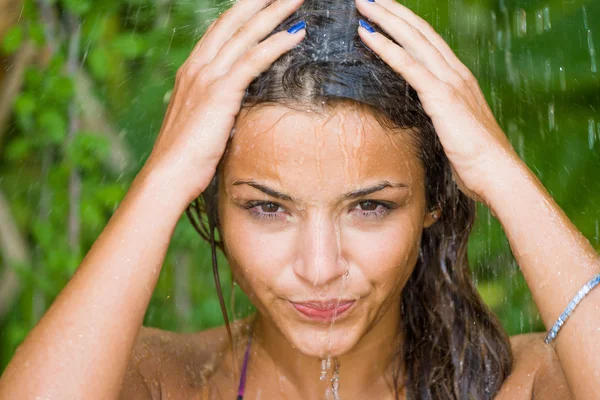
[222,104,423,193]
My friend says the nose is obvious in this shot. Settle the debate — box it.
[293,210,347,287]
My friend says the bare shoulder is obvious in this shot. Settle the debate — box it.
[495,332,572,400]
[119,324,230,400]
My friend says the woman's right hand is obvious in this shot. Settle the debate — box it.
[143,0,306,205]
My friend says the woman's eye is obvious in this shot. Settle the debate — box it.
[245,201,286,220]
[245,200,393,221]
[358,200,379,211]
[351,200,393,218]
[259,202,281,213]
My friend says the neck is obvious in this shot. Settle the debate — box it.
[248,301,404,399]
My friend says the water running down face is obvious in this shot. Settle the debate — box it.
[218,103,439,358]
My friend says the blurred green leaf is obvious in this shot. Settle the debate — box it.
[24,66,44,88]
[112,33,146,59]
[47,76,75,103]
[64,132,110,170]
[2,25,24,55]
[28,22,46,46]
[88,46,111,80]
[47,53,66,76]
[10,261,57,297]
[477,281,506,310]
[96,183,127,207]
[61,0,92,16]
[38,109,67,143]
[5,138,33,161]
[31,219,54,251]
[81,199,105,230]
[13,93,36,131]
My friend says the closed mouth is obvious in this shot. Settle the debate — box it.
[290,299,356,322]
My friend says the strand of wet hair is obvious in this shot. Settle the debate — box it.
[185,199,234,356]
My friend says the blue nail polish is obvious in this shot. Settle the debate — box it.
[359,19,376,33]
[367,0,376,2]
[287,20,306,34]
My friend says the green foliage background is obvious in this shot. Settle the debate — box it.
[0,0,599,372]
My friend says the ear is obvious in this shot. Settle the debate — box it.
[423,208,442,228]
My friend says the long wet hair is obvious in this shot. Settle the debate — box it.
[186,0,513,398]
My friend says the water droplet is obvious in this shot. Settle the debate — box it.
[535,10,544,34]
[544,59,552,92]
[515,9,527,37]
[543,6,551,31]
[166,28,176,55]
[583,5,590,30]
[548,103,555,131]
[587,30,597,73]
[589,119,596,149]
[491,11,499,44]
[320,356,331,380]
[537,108,545,139]
[331,373,340,399]
[559,66,566,91]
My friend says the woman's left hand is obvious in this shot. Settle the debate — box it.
[355,0,520,204]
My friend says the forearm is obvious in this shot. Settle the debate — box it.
[0,167,189,399]
[484,156,600,399]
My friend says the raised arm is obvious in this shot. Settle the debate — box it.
[481,157,600,400]
[0,166,188,399]
[354,0,599,398]
[0,0,306,397]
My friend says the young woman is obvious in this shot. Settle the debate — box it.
[0,0,598,398]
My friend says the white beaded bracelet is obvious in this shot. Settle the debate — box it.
[544,273,600,344]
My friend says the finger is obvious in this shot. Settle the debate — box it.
[355,0,461,86]
[216,26,306,103]
[207,0,304,76]
[357,25,442,97]
[183,0,276,70]
[176,19,222,82]
[374,0,475,81]
[367,0,485,103]
[189,18,218,58]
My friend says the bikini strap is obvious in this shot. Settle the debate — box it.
[236,328,254,400]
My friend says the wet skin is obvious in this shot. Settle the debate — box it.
[216,103,438,398]
[126,100,571,399]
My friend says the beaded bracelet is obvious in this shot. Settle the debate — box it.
[544,273,600,344]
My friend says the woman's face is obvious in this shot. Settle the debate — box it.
[218,104,437,357]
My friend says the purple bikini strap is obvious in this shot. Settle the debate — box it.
[236,331,253,399]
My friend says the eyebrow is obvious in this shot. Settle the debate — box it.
[232,180,409,202]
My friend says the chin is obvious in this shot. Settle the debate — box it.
[280,317,366,358]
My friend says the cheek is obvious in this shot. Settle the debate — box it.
[343,215,423,290]
[220,208,296,288]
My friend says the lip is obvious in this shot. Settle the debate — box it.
[290,300,356,322]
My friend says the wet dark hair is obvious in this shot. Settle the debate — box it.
[186,0,512,398]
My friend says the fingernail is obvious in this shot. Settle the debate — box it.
[359,19,376,33]
[287,20,306,34]
[367,0,376,2]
